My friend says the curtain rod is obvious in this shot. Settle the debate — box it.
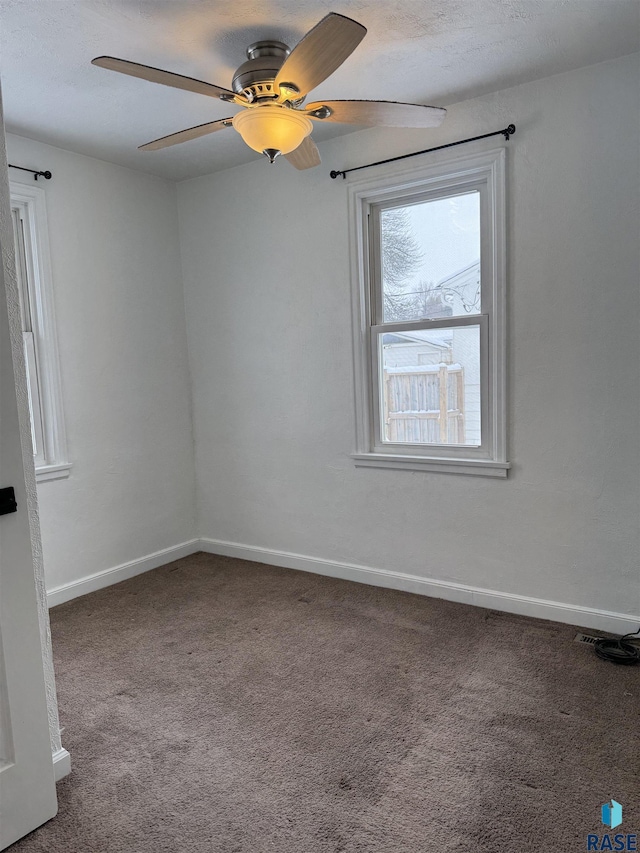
[329,124,516,180]
[8,164,52,181]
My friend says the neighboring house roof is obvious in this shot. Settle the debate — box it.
[384,331,452,348]
[437,259,480,288]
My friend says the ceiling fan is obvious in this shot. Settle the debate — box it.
[92,12,446,170]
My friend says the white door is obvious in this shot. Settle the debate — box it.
[0,87,58,846]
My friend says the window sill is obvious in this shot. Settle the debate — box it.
[36,463,72,483]
[351,453,510,478]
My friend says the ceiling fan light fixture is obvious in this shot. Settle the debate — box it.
[232,106,312,158]
[94,13,446,170]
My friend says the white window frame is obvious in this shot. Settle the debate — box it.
[10,182,70,483]
[348,147,509,478]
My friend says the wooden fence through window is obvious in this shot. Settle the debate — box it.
[383,365,465,444]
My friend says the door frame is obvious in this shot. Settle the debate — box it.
[0,83,67,796]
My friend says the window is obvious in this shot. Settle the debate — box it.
[349,148,509,477]
[10,183,70,482]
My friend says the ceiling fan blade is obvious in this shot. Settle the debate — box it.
[92,56,245,104]
[306,100,446,128]
[275,13,366,98]
[139,118,234,151]
[284,136,321,170]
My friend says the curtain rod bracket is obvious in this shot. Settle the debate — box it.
[330,123,516,180]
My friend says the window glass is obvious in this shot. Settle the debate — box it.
[379,325,481,446]
[380,192,481,322]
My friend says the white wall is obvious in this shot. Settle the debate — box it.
[177,53,640,619]
[6,134,196,593]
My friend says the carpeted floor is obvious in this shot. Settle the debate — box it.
[14,552,639,852]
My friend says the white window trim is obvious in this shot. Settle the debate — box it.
[10,182,71,483]
[348,147,509,478]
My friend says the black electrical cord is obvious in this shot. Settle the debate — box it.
[593,627,640,665]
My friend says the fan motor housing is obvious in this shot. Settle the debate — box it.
[232,40,293,101]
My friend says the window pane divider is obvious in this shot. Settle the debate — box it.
[371,314,486,336]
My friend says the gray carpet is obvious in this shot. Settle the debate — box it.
[14,552,639,852]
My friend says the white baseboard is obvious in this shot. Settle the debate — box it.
[46,539,200,608]
[45,534,639,635]
[52,747,71,781]
[200,537,640,636]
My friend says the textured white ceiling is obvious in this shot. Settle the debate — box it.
[1,0,638,181]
